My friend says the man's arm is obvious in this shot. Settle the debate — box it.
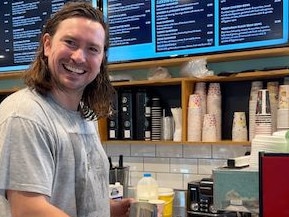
[7,190,70,217]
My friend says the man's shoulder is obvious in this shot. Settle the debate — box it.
[0,88,49,120]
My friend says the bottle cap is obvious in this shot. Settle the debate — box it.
[144,173,151,177]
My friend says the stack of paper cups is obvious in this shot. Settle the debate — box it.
[202,113,217,142]
[207,83,221,140]
[249,81,263,140]
[255,89,272,136]
[194,82,207,122]
[277,85,289,131]
[267,81,279,133]
[232,112,248,141]
[187,94,202,141]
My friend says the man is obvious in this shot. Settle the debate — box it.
[0,2,131,217]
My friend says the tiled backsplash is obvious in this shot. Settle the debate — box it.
[104,143,250,190]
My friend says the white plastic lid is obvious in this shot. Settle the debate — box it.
[158,187,174,196]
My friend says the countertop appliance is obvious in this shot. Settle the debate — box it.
[187,178,237,217]
[213,167,258,215]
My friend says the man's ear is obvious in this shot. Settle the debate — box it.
[43,33,51,57]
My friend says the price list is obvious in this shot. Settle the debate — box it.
[108,0,152,47]
[155,0,214,52]
[0,0,69,68]
[219,0,283,44]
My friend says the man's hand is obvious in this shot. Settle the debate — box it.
[110,198,135,217]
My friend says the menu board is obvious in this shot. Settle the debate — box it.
[0,0,288,72]
[103,0,288,64]
[0,0,98,73]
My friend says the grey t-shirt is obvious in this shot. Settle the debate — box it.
[0,88,110,217]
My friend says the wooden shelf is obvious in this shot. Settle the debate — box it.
[1,47,288,81]
[111,69,289,87]
[103,69,289,145]
[200,69,289,82]
[108,47,289,71]
[0,72,23,80]
[103,140,251,146]
[0,88,20,95]
[112,77,184,87]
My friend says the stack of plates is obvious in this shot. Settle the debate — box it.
[151,98,162,141]
[249,131,288,168]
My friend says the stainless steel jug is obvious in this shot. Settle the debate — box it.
[129,202,157,217]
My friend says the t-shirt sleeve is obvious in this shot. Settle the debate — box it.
[0,116,55,197]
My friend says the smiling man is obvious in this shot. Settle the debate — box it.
[0,2,132,217]
[43,16,105,111]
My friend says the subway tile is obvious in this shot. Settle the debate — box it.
[156,173,183,189]
[170,158,198,174]
[156,144,183,157]
[104,143,251,190]
[212,145,248,159]
[124,157,144,171]
[183,144,212,158]
[106,143,130,156]
[130,171,143,187]
[131,144,156,157]
[198,159,226,175]
[144,157,170,173]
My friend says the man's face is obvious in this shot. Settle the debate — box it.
[43,17,105,94]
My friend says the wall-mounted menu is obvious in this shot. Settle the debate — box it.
[0,0,98,73]
[103,0,288,64]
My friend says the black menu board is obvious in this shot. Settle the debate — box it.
[0,0,98,73]
[102,0,288,64]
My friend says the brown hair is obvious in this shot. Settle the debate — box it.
[24,1,115,119]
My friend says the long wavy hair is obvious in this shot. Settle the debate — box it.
[24,1,115,119]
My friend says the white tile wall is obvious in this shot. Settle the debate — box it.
[104,143,249,190]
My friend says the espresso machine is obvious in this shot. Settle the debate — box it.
[187,178,237,217]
